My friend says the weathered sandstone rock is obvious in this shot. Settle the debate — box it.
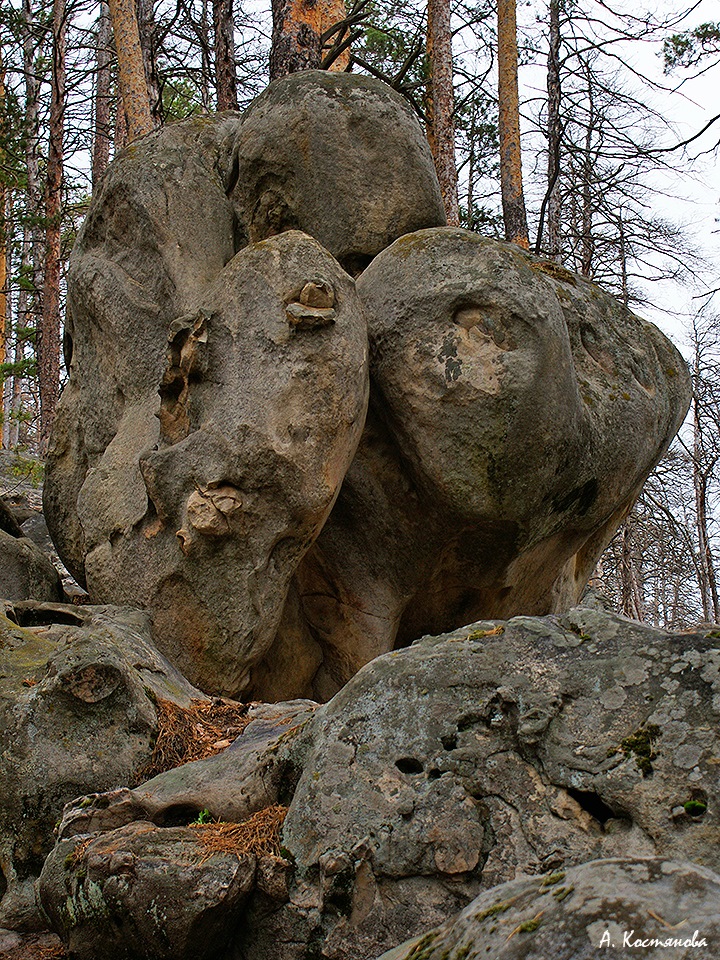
[230,70,446,273]
[43,76,689,703]
[378,858,720,960]
[0,530,62,603]
[253,228,691,700]
[40,823,256,960]
[0,600,203,930]
[37,606,720,959]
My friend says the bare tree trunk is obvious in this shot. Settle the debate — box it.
[466,105,476,230]
[22,0,44,335]
[39,0,66,451]
[545,0,561,258]
[691,349,720,623]
[108,0,154,141]
[200,0,211,111]
[497,0,529,248]
[426,0,459,225]
[137,0,161,123]
[620,521,644,621]
[10,226,31,449]
[213,0,238,109]
[92,1,113,189]
[580,62,595,277]
[618,211,629,308]
[270,0,347,80]
[0,48,7,385]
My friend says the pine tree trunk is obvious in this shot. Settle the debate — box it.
[22,0,44,334]
[108,0,154,141]
[39,0,66,450]
[0,49,7,383]
[213,0,238,109]
[497,0,529,248]
[137,0,161,123]
[426,0,459,225]
[545,0,561,258]
[269,0,347,80]
[92,1,113,189]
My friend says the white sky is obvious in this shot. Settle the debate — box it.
[516,0,720,354]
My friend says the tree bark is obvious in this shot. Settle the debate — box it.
[467,105,476,229]
[580,60,595,277]
[497,0,529,248]
[92,1,113,189]
[270,0,347,80]
[39,0,66,450]
[691,341,720,623]
[426,0,459,225]
[545,0,561,258]
[108,0,154,141]
[213,0,238,110]
[137,0,161,123]
[620,521,644,621]
[0,49,7,380]
[22,0,44,331]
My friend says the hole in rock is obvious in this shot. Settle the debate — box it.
[0,864,7,901]
[277,759,304,806]
[63,330,74,368]
[14,606,85,628]
[457,713,484,732]
[154,804,203,827]
[441,734,457,751]
[552,479,599,517]
[395,757,424,775]
[339,252,373,277]
[427,768,441,780]
[567,787,620,827]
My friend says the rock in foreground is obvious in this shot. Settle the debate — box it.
[37,605,720,959]
[0,600,206,930]
[378,858,720,960]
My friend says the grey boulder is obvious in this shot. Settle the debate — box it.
[254,228,691,700]
[378,858,720,960]
[230,70,447,274]
[0,600,203,930]
[0,530,62,603]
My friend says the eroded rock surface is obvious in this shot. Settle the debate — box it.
[230,70,446,273]
[377,858,720,960]
[40,823,256,960]
[255,229,691,700]
[0,600,203,930]
[37,606,720,959]
[0,530,62,603]
[43,72,690,702]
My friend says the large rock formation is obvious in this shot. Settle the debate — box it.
[262,230,690,699]
[0,496,62,603]
[43,70,690,701]
[36,605,720,960]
